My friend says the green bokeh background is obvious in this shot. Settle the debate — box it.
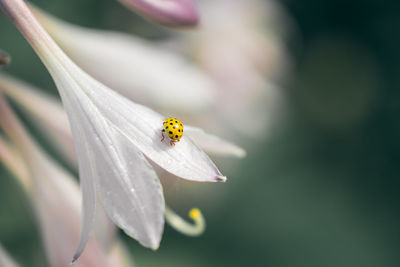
[1,0,400,266]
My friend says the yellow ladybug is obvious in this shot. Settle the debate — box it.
[161,117,184,146]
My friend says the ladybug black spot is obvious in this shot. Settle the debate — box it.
[178,129,181,132]
[169,131,173,134]
[166,126,168,129]
[170,123,173,125]
[175,135,178,138]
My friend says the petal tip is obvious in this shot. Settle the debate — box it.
[151,243,160,251]
[216,176,227,182]
[236,149,247,158]
[71,253,79,264]
[141,233,161,251]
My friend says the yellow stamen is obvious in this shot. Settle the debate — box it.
[165,206,206,236]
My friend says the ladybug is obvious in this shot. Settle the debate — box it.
[161,117,184,146]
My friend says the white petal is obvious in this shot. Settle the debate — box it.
[69,111,98,263]
[34,8,217,114]
[57,79,164,251]
[185,125,246,158]
[92,126,164,249]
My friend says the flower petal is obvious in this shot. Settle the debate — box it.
[69,114,97,263]
[185,125,246,158]
[91,126,165,249]
[57,79,164,253]
[118,0,199,27]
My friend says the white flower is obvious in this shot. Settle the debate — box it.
[0,0,228,262]
[0,72,244,243]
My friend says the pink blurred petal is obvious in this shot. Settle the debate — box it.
[119,0,199,27]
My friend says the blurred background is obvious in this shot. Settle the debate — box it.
[1,0,400,266]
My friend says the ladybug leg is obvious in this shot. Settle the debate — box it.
[161,129,165,142]
[170,139,176,146]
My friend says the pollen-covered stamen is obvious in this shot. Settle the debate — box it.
[164,206,205,236]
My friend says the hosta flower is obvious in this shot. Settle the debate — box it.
[32,7,215,115]
[118,0,199,27]
[0,0,228,262]
[0,72,244,242]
